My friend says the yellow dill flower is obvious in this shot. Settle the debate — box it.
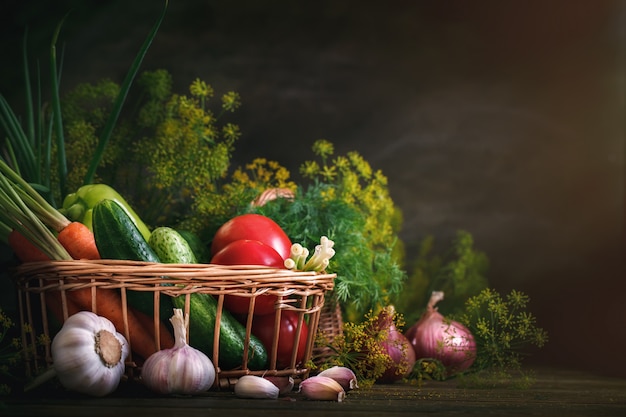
[312,138,334,159]
[347,151,372,179]
[222,123,241,143]
[190,78,214,99]
[300,160,320,178]
[231,168,251,184]
[333,155,350,171]
[320,165,337,182]
[222,91,242,112]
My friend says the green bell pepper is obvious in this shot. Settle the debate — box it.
[61,184,151,241]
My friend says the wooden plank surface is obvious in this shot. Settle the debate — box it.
[3,368,626,417]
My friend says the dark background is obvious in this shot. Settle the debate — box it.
[1,0,624,377]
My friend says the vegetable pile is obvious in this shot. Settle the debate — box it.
[0,2,549,398]
[1,146,341,393]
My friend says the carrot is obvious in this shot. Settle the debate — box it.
[56,221,101,260]
[132,306,175,354]
[7,229,53,262]
[69,287,165,360]
[1,164,165,359]
[45,290,83,325]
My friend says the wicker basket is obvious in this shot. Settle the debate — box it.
[311,298,344,367]
[11,259,336,389]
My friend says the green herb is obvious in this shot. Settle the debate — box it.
[0,308,20,396]
[252,182,405,320]
[53,69,243,229]
[457,288,549,387]
[313,309,407,388]
[264,140,406,320]
[396,230,490,325]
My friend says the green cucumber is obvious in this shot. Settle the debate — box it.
[149,226,268,369]
[93,199,160,263]
[177,229,211,263]
[148,226,267,369]
[172,293,268,370]
[149,227,197,264]
[92,199,173,321]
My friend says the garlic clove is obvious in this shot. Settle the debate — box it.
[298,376,346,402]
[234,375,280,399]
[264,376,295,395]
[317,366,359,391]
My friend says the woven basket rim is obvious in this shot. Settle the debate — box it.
[11,259,337,298]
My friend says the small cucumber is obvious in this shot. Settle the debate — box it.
[172,293,268,370]
[149,227,197,264]
[92,199,173,322]
[93,199,160,263]
[177,229,211,263]
[150,226,267,369]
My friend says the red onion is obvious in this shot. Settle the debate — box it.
[405,291,476,376]
[372,306,416,384]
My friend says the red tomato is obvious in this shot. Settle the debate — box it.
[210,214,292,260]
[252,310,309,368]
[211,239,283,315]
[211,239,285,268]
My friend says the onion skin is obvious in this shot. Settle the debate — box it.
[378,330,416,383]
[405,291,476,376]
[372,306,417,384]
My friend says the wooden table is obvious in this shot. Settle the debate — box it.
[3,368,625,417]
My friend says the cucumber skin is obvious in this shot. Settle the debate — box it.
[172,293,269,370]
[150,226,268,369]
[177,229,211,263]
[93,199,161,263]
[149,227,197,264]
[92,199,173,322]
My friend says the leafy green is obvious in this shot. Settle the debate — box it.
[460,288,548,375]
[52,69,243,228]
[250,182,405,319]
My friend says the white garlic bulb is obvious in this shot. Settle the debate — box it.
[141,308,216,395]
[51,311,129,397]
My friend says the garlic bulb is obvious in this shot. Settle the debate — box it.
[317,366,358,391]
[234,375,280,399]
[51,311,129,397]
[298,376,345,402]
[141,308,216,395]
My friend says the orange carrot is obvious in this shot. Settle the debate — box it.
[56,221,101,260]
[1,163,167,358]
[45,290,82,323]
[67,287,165,360]
[132,306,175,353]
[7,229,52,262]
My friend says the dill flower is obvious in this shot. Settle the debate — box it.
[190,78,214,99]
[291,140,405,319]
[221,91,242,112]
[315,309,408,387]
[457,288,548,386]
[0,308,21,395]
[311,138,334,160]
